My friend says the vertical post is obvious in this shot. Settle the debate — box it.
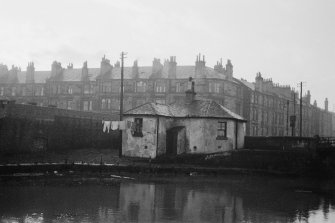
[120,52,124,122]
[300,82,303,138]
[292,92,296,136]
[286,100,289,136]
[119,52,126,157]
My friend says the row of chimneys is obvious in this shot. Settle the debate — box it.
[1,54,234,84]
[255,72,329,111]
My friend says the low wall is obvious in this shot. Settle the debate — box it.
[244,136,316,150]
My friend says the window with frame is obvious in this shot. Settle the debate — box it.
[83,101,89,111]
[68,86,73,94]
[132,118,143,137]
[155,82,166,93]
[209,82,221,93]
[0,87,4,96]
[101,99,106,109]
[136,81,146,92]
[102,83,111,93]
[67,101,73,110]
[217,121,227,140]
[84,85,90,94]
[11,87,16,96]
[176,82,183,92]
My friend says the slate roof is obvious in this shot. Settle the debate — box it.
[238,78,255,90]
[12,65,227,84]
[125,99,246,121]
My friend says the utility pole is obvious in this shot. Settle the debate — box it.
[292,92,296,136]
[299,82,304,138]
[119,52,127,157]
[286,100,289,136]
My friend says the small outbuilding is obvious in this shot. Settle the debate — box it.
[122,79,246,158]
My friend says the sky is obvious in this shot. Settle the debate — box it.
[0,0,334,109]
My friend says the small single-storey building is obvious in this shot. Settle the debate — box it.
[122,79,246,158]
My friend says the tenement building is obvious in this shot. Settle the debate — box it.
[0,55,333,137]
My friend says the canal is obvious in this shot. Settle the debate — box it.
[0,175,334,222]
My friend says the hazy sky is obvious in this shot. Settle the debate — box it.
[0,0,334,108]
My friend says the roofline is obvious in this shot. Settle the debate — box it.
[124,113,247,122]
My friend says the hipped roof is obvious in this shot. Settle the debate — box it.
[125,99,246,121]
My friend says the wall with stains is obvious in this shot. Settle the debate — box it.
[172,118,242,154]
[122,115,245,158]
[122,116,158,158]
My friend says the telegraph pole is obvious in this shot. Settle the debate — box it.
[299,82,302,138]
[286,100,289,136]
[119,52,127,157]
[292,92,296,136]
[299,82,304,138]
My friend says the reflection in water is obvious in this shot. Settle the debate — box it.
[0,176,334,223]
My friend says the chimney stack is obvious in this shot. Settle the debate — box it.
[325,98,329,111]
[81,61,89,82]
[100,55,113,77]
[185,77,196,104]
[151,58,163,78]
[224,59,233,79]
[132,60,139,79]
[167,56,177,79]
[26,62,35,84]
[195,53,206,79]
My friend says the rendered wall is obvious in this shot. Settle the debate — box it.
[122,116,157,158]
[172,118,242,154]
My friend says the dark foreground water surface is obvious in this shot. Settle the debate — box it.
[0,175,334,223]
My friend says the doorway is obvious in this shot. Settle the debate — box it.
[166,126,186,156]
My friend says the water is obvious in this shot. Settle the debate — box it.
[0,175,334,223]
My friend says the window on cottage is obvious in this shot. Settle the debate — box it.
[133,118,143,137]
[217,121,227,140]
[136,81,146,92]
[41,87,44,96]
[0,87,4,96]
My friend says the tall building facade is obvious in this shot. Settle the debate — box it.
[0,55,333,137]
